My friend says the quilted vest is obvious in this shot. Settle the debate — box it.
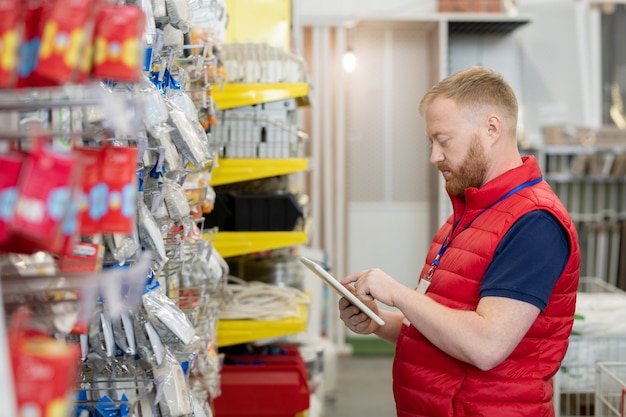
[393,156,580,417]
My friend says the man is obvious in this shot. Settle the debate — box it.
[339,66,580,417]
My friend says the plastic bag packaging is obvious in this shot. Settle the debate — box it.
[162,24,184,50]
[148,190,169,222]
[165,0,191,33]
[168,90,199,123]
[111,310,137,356]
[153,352,193,417]
[162,178,190,220]
[108,358,143,404]
[148,125,183,172]
[152,0,167,18]
[137,197,168,268]
[88,306,115,359]
[139,0,157,45]
[181,242,225,292]
[131,312,163,367]
[97,252,154,320]
[143,282,196,346]
[167,106,211,168]
[104,234,141,265]
[188,304,222,400]
[138,81,170,130]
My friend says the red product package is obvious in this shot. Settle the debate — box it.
[0,153,23,248]
[16,0,50,88]
[57,241,104,273]
[99,145,137,234]
[10,332,81,417]
[73,147,102,236]
[92,4,145,82]
[0,0,23,88]
[11,144,76,253]
[33,0,99,84]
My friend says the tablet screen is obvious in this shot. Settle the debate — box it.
[300,256,385,326]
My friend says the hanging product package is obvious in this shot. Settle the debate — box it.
[9,308,82,417]
[33,0,99,85]
[92,3,146,83]
[138,80,170,130]
[0,0,22,88]
[162,177,190,220]
[148,125,183,172]
[73,147,102,236]
[99,144,138,234]
[153,352,193,417]
[137,197,168,268]
[167,105,211,169]
[165,0,191,33]
[0,153,23,251]
[16,1,45,87]
[142,281,196,347]
[11,142,78,254]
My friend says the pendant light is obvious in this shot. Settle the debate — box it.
[343,24,356,73]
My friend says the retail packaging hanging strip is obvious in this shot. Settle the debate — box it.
[336,66,581,417]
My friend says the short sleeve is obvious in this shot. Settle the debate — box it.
[479,210,570,311]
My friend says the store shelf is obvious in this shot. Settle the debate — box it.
[217,303,308,347]
[445,13,531,34]
[208,226,309,258]
[212,82,309,110]
[210,157,308,186]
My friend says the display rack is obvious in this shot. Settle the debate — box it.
[210,79,313,347]
[538,143,626,289]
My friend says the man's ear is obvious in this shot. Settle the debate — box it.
[486,114,502,143]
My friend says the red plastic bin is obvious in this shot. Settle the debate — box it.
[214,344,310,417]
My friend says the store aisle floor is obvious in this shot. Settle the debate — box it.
[321,355,395,417]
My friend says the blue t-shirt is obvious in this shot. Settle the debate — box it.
[479,210,570,311]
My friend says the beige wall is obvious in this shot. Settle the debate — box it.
[345,21,438,290]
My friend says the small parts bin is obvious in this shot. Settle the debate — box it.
[204,193,303,231]
[214,344,310,417]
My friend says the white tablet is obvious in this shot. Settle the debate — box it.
[300,256,385,326]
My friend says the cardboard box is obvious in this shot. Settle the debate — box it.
[439,0,503,13]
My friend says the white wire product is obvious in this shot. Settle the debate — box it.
[595,361,626,417]
[554,278,626,417]
[219,277,310,321]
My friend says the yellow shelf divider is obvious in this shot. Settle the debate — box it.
[212,83,309,110]
[210,157,308,186]
[217,303,309,347]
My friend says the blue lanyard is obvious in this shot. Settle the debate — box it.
[424,176,542,280]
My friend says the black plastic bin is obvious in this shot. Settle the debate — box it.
[204,193,303,231]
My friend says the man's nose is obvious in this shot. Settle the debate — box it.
[429,144,444,165]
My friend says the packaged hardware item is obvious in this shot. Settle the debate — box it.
[10,309,82,417]
[99,145,137,234]
[93,4,146,82]
[73,147,102,236]
[0,0,23,88]
[34,0,99,84]
[154,353,193,417]
[0,153,23,249]
[143,281,196,347]
[11,143,77,254]
[16,1,46,87]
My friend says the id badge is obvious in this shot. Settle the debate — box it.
[417,264,435,294]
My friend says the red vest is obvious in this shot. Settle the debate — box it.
[393,156,580,417]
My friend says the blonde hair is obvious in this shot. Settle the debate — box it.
[419,66,518,125]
